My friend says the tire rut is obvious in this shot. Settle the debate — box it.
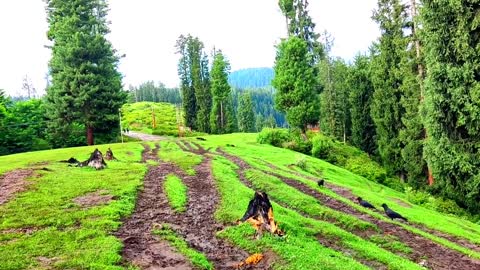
[217,150,387,269]
[218,149,480,270]
[259,159,480,254]
[116,144,261,269]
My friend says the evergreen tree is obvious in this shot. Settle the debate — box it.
[399,0,427,188]
[319,57,350,142]
[255,114,264,132]
[210,51,234,134]
[238,92,255,132]
[128,81,181,104]
[175,35,211,132]
[422,0,480,212]
[273,37,320,133]
[370,0,408,176]
[45,0,125,146]
[226,94,238,133]
[196,49,212,133]
[278,0,323,62]
[348,54,377,155]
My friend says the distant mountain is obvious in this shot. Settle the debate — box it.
[228,67,274,89]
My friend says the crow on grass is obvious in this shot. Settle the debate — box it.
[317,179,325,187]
[356,197,376,210]
[381,203,408,221]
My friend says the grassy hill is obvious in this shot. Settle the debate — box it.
[1,134,480,269]
[121,102,179,136]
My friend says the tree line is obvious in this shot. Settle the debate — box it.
[273,0,480,213]
[175,35,286,134]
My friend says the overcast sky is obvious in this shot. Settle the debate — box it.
[0,0,379,96]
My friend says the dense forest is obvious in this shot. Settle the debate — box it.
[1,0,479,215]
[228,67,274,89]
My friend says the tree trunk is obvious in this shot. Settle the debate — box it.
[411,0,424,99]
[87,125,94,146]
[411,0,433,185]
[220,101,224,132]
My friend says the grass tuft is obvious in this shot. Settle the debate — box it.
[164,174,188,213]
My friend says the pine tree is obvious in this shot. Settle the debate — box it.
[348,54,377,155]
[176,35,211,132]
[370,0,408,176]
[273,37,320,133]
[399,0,427,188]
[278,0,323,62]
[45,0,125,146]
[238,92,255,132]
[422,0,480,212]
[210,51,234,134]
[319,58,350,142]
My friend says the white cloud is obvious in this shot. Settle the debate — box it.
[0,0,379,96]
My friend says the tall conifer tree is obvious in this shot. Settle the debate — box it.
[422,0,480,211]
[370,0,408,176]
[238,92,255,132]
[348,54,377,155]
[273,37,320,133]
[210,51,235,134]
[45,0,125,146]
[176,35,211,132]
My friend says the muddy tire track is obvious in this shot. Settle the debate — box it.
[219,150,480,270]
[217,150,388,269]
[116,144,262,269]
[258,159,480,254]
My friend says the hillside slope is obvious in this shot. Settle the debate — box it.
[121,101,179,136]
[0,134,480,269]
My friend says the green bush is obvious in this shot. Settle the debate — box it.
[295,155,308,170]
[344,156,387,184]
[405,187,468,216]
[257,128,291,147]
[311,134,333,159]
[311,133,403,190]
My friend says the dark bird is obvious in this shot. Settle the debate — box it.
[317,179,325,186]
[356,197,376,209]
[196,137,206,141]
[381,203,408,221]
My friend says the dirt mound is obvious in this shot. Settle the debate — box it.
[115,144,263,269]
[73,190,115,208]
[0,169,34,206]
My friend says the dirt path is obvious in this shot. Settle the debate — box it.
[0,169,34,206]
[116,144,264,269]
[124,131,166,141]
[218,150,480,270]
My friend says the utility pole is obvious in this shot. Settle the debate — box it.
[152,105,156,129]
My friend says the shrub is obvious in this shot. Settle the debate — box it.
[405,187,468,216]
[311,134,333,160]
[257,128,291,147]
[295,155,308,170]
[311,133,403,190]
[344,156,387,184]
